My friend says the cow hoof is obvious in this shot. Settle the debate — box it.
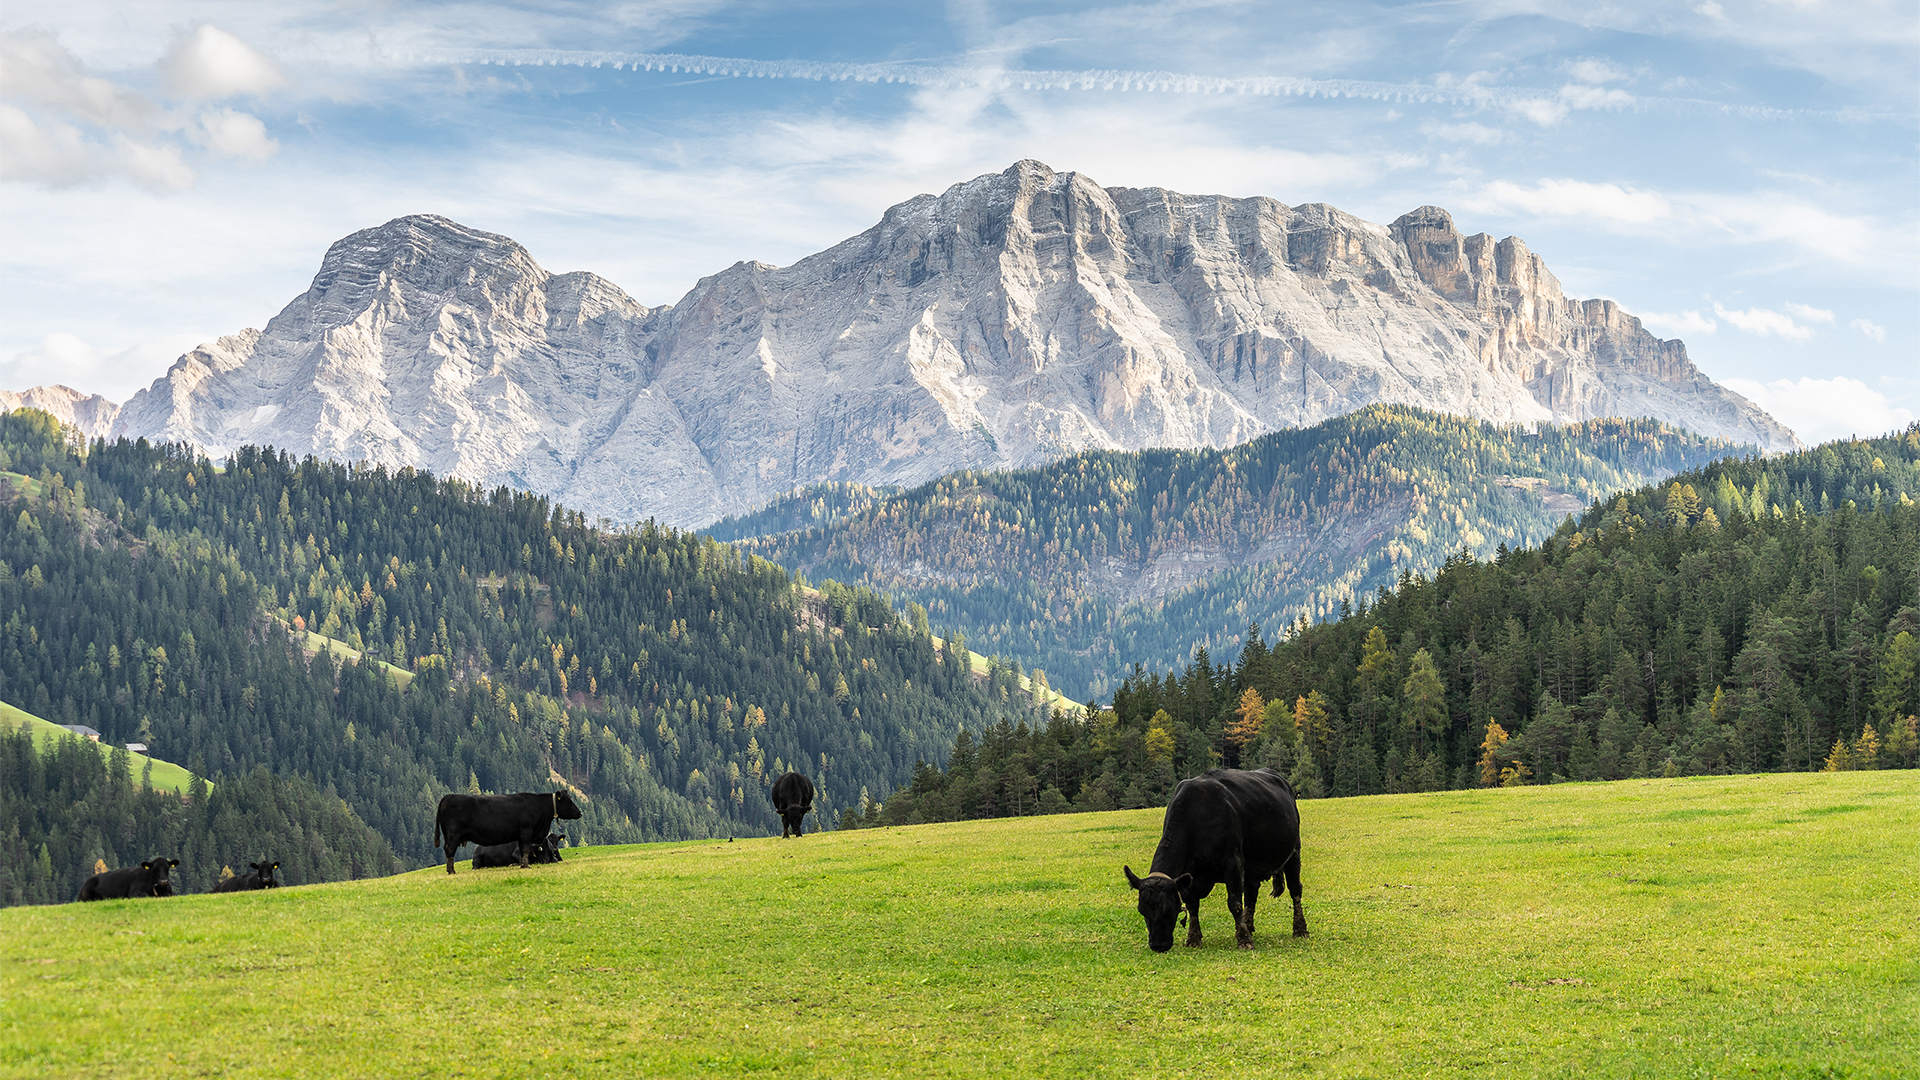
[1294,928,1309,938]
[1239,942,1255,951]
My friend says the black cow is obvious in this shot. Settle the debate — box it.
[77,856,179,901]
[1123,768,1306,952]
[471,832,563,868]
[770,771,815,837]
[434,791,582,874]
[212,861,281,893]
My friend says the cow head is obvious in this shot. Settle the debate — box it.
[543,832,565,862]
[251,861,282,888]
[778,800,811,831]
[553,791,584,820]
[1125,865,1192,953]
[144,857,180,897]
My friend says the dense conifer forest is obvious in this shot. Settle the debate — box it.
[735,407,1745,698]
[843,425,1920,828]
[0,409,1040,904]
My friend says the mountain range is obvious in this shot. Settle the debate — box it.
[19,160,1796,528]
[728,407,1747,696]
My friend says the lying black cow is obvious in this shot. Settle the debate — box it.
[77,856,179,901]
[212,861,281,893]
[435,791,582,874]
[1124,767,1306,952]
[471,832,563,868]
[770,771,815,837]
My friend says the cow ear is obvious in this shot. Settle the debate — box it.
[1173,873,1193,890]
[169,859,180,867]
[1124,865,1143,890]
[140,860,153,870]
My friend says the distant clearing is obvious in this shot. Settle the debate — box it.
[2,702,198,796]
[2,772,1912,1078]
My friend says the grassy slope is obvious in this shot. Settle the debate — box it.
[1,702,198,796]
[2,772,1913,1079]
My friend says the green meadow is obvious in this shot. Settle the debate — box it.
[2,771,1913,1079]
[3,704,198,796]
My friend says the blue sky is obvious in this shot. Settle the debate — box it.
[2,0,1914,444]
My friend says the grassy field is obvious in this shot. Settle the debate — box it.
[2,771,1913,1078]
[2,702,199,795]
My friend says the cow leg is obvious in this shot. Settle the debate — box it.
[517,838,531,869]
[1184,894,1203,948]
[445,842,458,875]
[1227,869,1255,950]
[1244,880,1260,938]
[1284,850,1308,937]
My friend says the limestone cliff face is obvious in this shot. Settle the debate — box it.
[0,385,120,439]
[109,162,1797,527]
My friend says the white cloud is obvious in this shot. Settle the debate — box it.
[1466,178,1672,224]
[1723,376,1914,445]
[1713,302,1816,340]
[1782,301,1834,323]
[0,29,157,129]
[1637,309,1717,337]
[1423,120,1504,145]
[162,25,284,100]
[1566,58,1630,84]
[1557,83,1633,111]
[192,108,279,161]
[1,331,205,401]
[1851,318,1886,342]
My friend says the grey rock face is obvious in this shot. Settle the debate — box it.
[0,385,120,439]
[109,162,1797,527]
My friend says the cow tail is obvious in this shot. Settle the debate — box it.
[434,813,443,852]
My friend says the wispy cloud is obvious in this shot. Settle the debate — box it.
[1723,375,1914,444]
[1850,318,1886,342]
[0,25,283,190]
[1464,178,1672,224]
[1637,309,1717,337]
[385,47,1862,123]
[1713,302,1818,340]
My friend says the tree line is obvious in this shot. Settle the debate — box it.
[0,407,1039,904]
[843,424,1920,827]
[740,406,1745,699]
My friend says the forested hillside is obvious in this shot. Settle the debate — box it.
[0,409,1041,904]
[846,425,1920,828]
[738,407,1746,698]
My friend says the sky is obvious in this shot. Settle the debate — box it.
[2,0,1914,446]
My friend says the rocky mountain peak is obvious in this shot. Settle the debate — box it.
[105,161,1797,528]
[0,385,120,440]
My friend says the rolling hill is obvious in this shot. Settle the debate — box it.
[731,406,1749,698]
[0,405,1047,904]
[2,772,1912,1078]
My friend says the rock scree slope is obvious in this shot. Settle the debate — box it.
[105,160,1797,527]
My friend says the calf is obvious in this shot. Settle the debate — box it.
[471,832,563,868]
[435,791,582,874]
[212,861,281,893]
[770,771,815,837]
[77,857,179,901]
[1123,767,1305,952]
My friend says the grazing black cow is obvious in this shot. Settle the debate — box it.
[77,856,179,901]
[1123,768,1306,952]
[770,771,815,837]
[471,832,563,868]
[434,791,582,874]
[212,861,281,893]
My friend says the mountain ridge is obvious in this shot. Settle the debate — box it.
[27,160,1799,525]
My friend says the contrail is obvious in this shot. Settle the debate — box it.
[388,47,1883,124]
